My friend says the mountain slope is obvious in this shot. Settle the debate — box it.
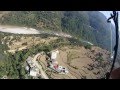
[0,11,114,50]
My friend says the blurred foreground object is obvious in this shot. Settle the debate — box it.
[110,67,120,79]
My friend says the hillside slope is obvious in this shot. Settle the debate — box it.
[0,32,111,79]
[0,11,114,50]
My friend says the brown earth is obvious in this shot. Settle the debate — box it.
[0,11,10,18]
[1,35,58,53]
[37,45,111,79]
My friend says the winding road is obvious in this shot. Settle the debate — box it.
[32,53,49,79]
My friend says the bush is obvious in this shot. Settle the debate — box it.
[84,44,92,49]
[95,56,104,62]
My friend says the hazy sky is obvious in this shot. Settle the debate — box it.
[100,11,120,32]
[100,11,112,18]
[100,11,114,24]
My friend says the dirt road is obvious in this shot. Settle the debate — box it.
[33,53,49,79]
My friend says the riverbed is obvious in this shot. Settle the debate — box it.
[0,25,40,34]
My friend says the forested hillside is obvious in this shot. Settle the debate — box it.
[0,11,114,50]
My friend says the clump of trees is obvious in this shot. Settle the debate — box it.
[0,43,55,78]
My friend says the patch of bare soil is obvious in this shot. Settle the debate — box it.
[4,36,58,53]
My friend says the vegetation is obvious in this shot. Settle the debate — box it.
[95,53,104,67]
[0,32,56,78]
[84,44,92,50]
[0,11,115,78]
[0,11,115,51]
[0,43,55,78]
[95,56,104,62]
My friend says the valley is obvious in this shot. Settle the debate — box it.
[0,11,115,79]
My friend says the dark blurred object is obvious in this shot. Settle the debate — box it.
[110,67,120,79]
[106,11,119,79]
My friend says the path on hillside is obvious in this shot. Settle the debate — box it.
[33,53,49,79]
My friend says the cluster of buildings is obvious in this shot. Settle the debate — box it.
[48,50,69,74]
[25,49,69,79]
[26,56,41,78]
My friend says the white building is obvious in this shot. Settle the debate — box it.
[25,66,29,71]
[49,50,69,74]
[26,56,40,77]
[51,50,59,60]
[26,57,35,68]
[30,68,39,77]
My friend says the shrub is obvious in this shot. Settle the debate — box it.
[84,44,92,49]
[95,56,104,62]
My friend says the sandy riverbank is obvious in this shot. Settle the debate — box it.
[0,25,40,34]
